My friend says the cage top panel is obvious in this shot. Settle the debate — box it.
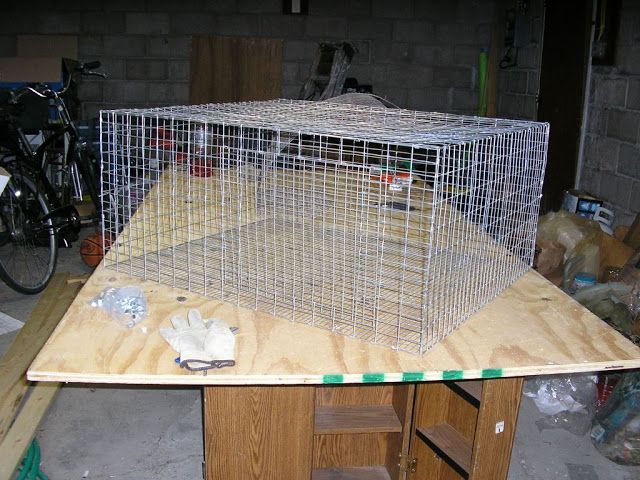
[101,99,548,149]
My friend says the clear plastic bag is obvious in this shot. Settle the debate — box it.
[524,373,597,436]
[90,286,148,328]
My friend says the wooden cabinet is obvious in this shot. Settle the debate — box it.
[203,377,523,480]
[409,378,524,480]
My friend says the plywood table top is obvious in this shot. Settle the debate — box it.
[28,266,640,385]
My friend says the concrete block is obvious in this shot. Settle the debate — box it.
[453,45,479,66]
[147,36,192,59]
[238,0,280,13]
[81,13,126,35]
[215,15,260,36]
[169,60,190,81]
[283,40,318,62]
[260,15,305,38]
[38,13,81,34]
[348,19,393,40]
[516,46,540,69]
[414,0,458,21]
[451,88,477,114]
[345,0,372,16]
[103,81,125,103]
[371,0,412,18]
[607,109,640,142]
[372,42,413,64]
[77,81,103,103]
[435,23,476,45]
[584,136,620,172]
[527,71,540,95]
[126,59,168,81]
[387,65,432,88]
[126,13,170,35]
[170,13,216,34]
[475,23,491,45]
[619,45,640,74]
[593,75,627,107]
[433,66,471,88]
[281,84,301,99]
[310,0,347,16]
[203,0,238,13]
[148,82,189,104]
[456,1,496,23]
[350,40,371,64]
[104,35,145,57]
[599,171,633,209]
[498,93,526,119]
[393,20,435,43]
[79,36,104,57]
[415,45,453,65]
[98,58,125,80]
[587,107,607,134]
[305,17,348,38]
[579,165,601,195]
[282,62,300,85]
[630,183,640,212]
[90,0,146,10]
[407,86,452,111]
[618,143,640,178]
[0,14,35,34]
[0,36,16,56]
[627,78,640,110]
[146,0,204,11]
[81,102,102,121]
[124,81,147,103]
[506,71,528,94]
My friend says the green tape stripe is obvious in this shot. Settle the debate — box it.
[481,368,503,379]
[402,372,425,382]
[442,370,464,381]
[362,373,385,383]
[322,374,344,384]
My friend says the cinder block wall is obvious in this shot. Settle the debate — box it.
[0,0,542,121]
[580,0,640,227]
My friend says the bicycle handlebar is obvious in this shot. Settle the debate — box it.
[8,61,107,102]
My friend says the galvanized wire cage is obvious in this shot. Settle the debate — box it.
[100,99,548,354]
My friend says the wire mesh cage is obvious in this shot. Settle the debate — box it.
[100,99,548,354]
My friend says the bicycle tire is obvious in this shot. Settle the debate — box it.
[0,171,58,294]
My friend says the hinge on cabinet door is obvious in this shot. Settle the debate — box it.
[398,453,417,474]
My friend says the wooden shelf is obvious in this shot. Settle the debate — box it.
[312,466,391,480]
[314,405,402,435]
[417,423,472,478]
[449,380,483,406]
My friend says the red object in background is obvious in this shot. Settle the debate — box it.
[189,158,214,177]
[596,373,620,409]
[148,127,174,149]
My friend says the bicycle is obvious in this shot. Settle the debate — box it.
[0,60,105,294]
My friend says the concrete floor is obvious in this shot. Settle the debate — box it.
[1,226,639,480]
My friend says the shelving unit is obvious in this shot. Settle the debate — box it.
[409,378,524,479]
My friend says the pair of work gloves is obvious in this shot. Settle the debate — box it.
[160,309,236,371]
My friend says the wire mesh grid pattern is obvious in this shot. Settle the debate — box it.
[100,99,548,354]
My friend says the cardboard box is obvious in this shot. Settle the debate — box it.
[0,57,63,85]
[562,189,603,219]
[17,35,77,59]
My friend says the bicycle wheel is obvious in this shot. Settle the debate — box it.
[0,172,58,294]
[75,147,101,216]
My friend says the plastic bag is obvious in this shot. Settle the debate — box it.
[537,211,601,289]
[90,286,148,328]
[524,373,597,435]
[591,370,640,465]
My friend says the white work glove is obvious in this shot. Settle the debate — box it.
[160,308,236,371]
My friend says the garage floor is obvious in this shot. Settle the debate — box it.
[1,227,639,480]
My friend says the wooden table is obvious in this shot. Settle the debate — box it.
[28,266,640,480]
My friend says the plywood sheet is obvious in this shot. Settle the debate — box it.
[28,265,640,385]
[189,36,282,104]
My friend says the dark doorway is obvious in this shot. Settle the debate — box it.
[537,0,593,211]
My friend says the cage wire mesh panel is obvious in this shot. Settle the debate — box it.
[100,100,548,354]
